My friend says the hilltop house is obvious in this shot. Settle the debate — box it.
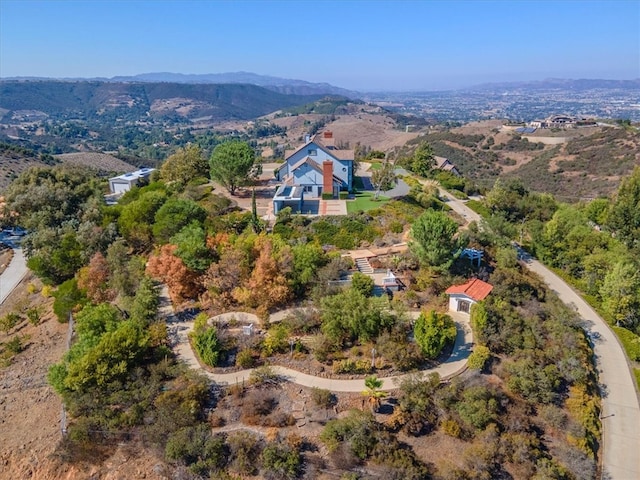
[434,156,461,176]
[445,278,493,315]
[108,167,155,194]
[273,131,354,214]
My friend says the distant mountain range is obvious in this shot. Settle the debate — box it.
[464,78,640,92]
[2,72,638,95]
[1,71,358,97]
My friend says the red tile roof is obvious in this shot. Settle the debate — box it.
[445,278,493,301]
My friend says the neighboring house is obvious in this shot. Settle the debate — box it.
[273,131,353,213]
[445,278,493,315]
[434,156,461,176]
[108,168,156,194]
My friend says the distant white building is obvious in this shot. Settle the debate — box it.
[108,168,155,194]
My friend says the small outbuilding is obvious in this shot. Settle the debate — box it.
[108,168,155,194]
[445,278,493,315]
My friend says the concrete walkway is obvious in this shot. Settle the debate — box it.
[164,288,473,392]
[0,248,28,305]
[442,190,640,480]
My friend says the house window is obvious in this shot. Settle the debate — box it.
[307,149,317,156]
[304,185,313,193]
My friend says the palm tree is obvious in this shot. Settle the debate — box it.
[363,375,387,412]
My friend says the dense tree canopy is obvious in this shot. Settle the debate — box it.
[209,140,259,195]
[409,209,462,269]
[153,197,207,244]
[607,166,640,252]
[410,142,435,177]
[160,144,209,186]
[413,310,457,359]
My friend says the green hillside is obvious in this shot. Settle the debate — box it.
[0,80,326,122]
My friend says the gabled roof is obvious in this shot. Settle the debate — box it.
[285,138,353,161]
[290,156,323,175]
[283,156,343,185]
[445,278,493,301]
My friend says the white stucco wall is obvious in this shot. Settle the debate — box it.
[448,293,476,315]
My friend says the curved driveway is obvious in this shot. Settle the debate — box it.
[442,190,640,480]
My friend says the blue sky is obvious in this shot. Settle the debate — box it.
[1,0,638,91]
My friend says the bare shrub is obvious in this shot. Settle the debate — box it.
[241,390,277,424]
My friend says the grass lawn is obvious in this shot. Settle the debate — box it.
[466,199,490,218]
[347,191,390,213]
[368,162,383,171]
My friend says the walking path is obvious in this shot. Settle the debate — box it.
[0,248,28,305]
[442,192,640,480]
[163,288,474,392]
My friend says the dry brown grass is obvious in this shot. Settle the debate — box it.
[56,152,136,173]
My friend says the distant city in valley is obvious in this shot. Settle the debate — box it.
[365,80,640,123]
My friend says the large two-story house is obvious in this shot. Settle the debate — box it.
[273,131,354,214]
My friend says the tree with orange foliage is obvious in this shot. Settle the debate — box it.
[146,244,203,303]
[202,246,247,312]
[233,236,291,313]
[77,252,115,304]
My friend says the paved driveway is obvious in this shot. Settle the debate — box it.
[0,248,28,304]
[443,191,640,480]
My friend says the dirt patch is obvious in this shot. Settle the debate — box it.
[0,275,168,480]
[56,152,136,174]
[0,274,67,480]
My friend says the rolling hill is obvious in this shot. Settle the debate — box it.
[0,80,332,123]
[394,121,640,200]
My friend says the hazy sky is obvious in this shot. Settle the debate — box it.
[1,0,638,91]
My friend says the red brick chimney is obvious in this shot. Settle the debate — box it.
[322,130,335,149]
[323,160,334,198]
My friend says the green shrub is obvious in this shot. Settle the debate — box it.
[261,442,302,479]
[465,200,490,218]
[0,312,21,334]
[262,323,291,356]
[333,358,372,374]
[52,278,86,323]
[339,191,349,200]
[311,387,335,408]
[612,326,640,361]
[413,311,457,359]
[26,307,42,326]
[389,220,404,234]
[322,192,334,200]
[191,327,222,367]
[236,349,256,368]
[351,272,375,297]
[467,345,491,370]
[4,335,25,355]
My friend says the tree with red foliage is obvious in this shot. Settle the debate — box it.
[77,252,115,304]
[147,244,203,303]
